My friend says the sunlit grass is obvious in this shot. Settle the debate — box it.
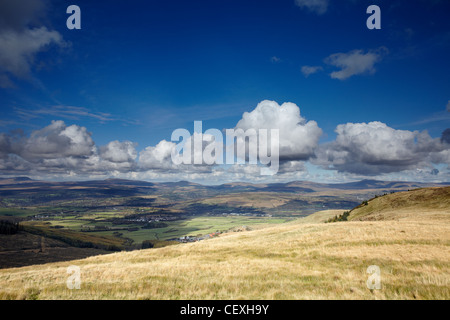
[1,210,448,300]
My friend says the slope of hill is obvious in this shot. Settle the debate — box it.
[0,231,111,269]
[348,187,450,222]
[0,187,448,300]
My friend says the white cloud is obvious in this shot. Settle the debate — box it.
[0,121,140,176]
[314,121,448,174]
[100,141,137,164]
[430,149,450,167]
[295,0,329,15]
[22,120,95,160]
[140,132,223,170]
[131,100,322,178]
[235,100,322,161]
[325,48,387,80]
[1,108,449,184]
[301,65,323,77]
[139,140,177,170]
[278,160,306,173]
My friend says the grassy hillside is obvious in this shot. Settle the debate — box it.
[348,187,450,222]
[296,210,347,224]
[0,231,111,269]
[0,188,448,300]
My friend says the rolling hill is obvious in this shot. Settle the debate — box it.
[0,187,448,300]
[348,187,450,222]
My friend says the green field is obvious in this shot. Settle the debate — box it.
[43,215,292,244]
[0,208,37,218]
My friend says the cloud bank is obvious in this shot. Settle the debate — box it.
[313,121,448,175]
[0,102,449,183]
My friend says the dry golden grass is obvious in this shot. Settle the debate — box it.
[0,212,448,300]
[0,188,449,300]
[349,187,450,222]
[296,210,346,224]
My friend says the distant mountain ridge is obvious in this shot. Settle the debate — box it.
[0,177,448,192]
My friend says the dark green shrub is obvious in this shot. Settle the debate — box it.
[142,240,154,249]
[326,211,351,223]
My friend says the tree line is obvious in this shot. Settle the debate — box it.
[0,220,22,235]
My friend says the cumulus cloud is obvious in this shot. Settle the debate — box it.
[235,100,322,161]
[0,154,32,173]
[139,140,177,170]
[314,121,448,174]
[0,121,141,176]
[0,0,65,87]
[1,105,449,183]
[277,160,306,173]
[430,150,450,169]
[139,132,224,172]
[100,141,137,163]
[21,121,95,160]
[66,100,322,178]
[295,0,329,15]
[325,48,388,80]
[301,65,323,77]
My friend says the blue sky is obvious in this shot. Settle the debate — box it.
[0,0,449,183]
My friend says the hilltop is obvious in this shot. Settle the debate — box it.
[348,187,450,222]
[0,187,448,300]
